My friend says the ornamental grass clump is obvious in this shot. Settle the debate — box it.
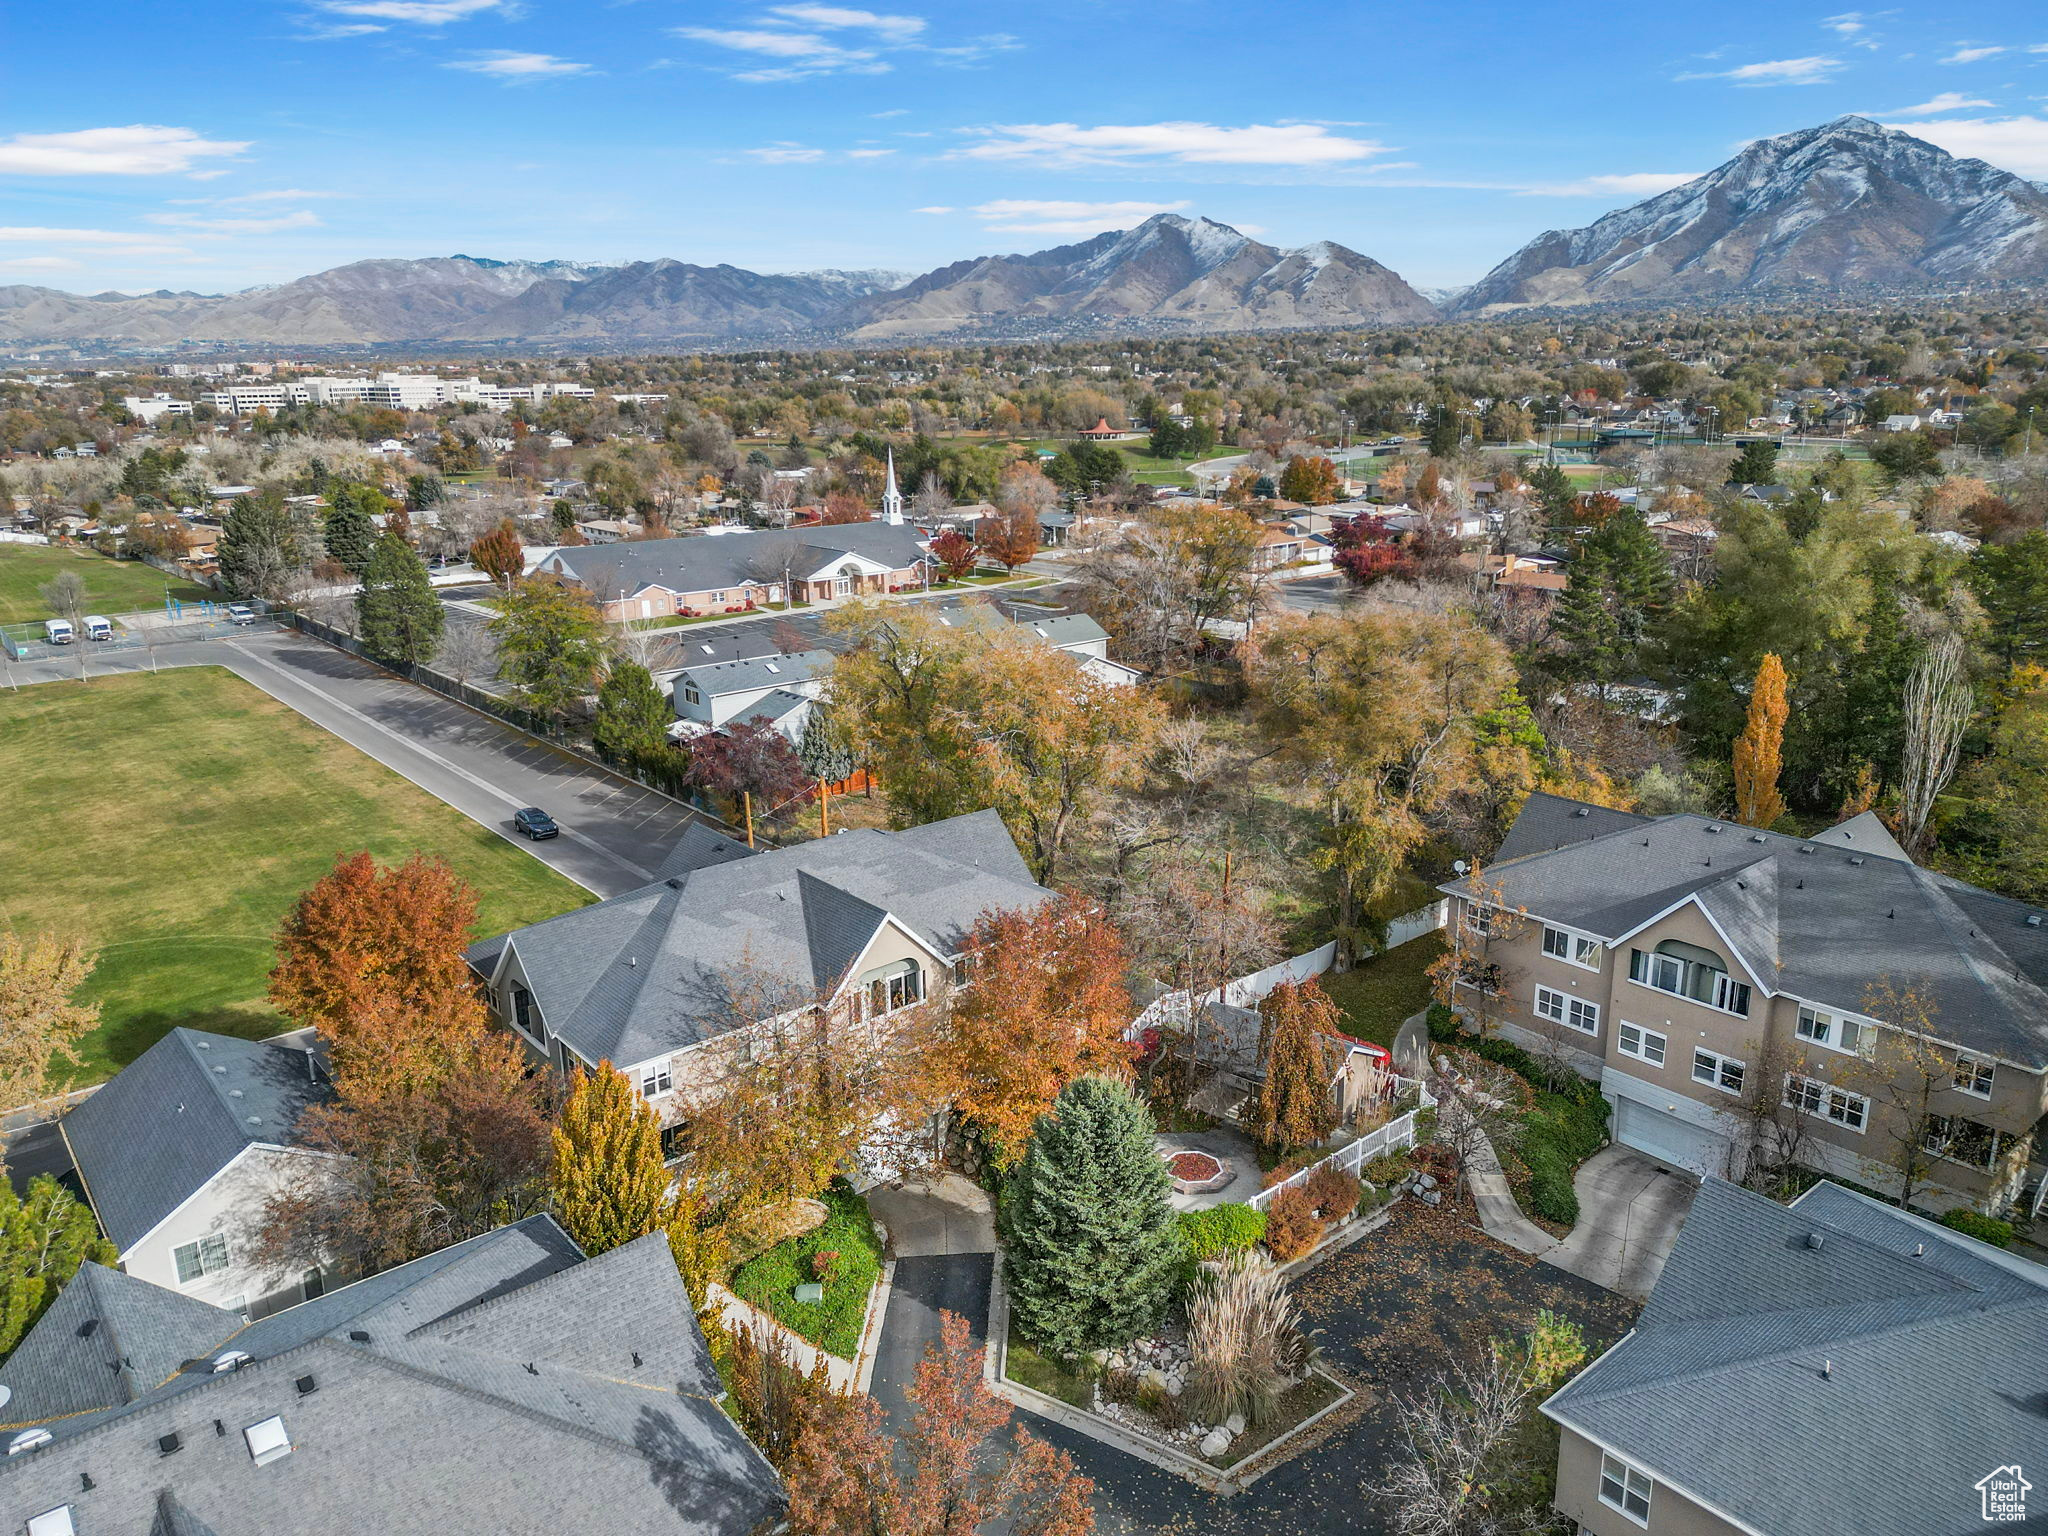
[1183,1250,1316,1428]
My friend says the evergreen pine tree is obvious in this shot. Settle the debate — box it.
[593,661,673,761]
[217,495,304,600]
[1726,439,1781,486]
[356,529,445,666]
[796,702,859,785]
[1592,509,1673,650]
[1425,410,1462,459]
[323,490,376,576]
[550,1063,672,1257]
[999,1077,1179,1359]
[1549,544,1621,693]
[0,1174,116,1356]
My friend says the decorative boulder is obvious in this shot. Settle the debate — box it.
[1199,1426,1234,1458]
[1225,1412,1247,1436]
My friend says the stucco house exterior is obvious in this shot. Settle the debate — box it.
[61,1028,336,1320]
[465,810,1054,1147]
[530,523,931,622]
[1442,793,2048,1215]
[1543,1177,2048,1536]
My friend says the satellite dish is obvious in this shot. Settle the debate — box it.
[0,1385,11,1410]
[1453,860,1469,875]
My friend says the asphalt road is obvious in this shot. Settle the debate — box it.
[0,626,708,898]
[1275,574,1359,615]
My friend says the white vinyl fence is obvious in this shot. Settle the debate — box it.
[1248,1074,1436,1214]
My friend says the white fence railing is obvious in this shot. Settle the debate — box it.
[1247,1075,1436,1214]
[0,530,50,546]
[1381,899,1446,951]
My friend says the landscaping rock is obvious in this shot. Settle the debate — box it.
[1141,1367,1171,1395]
[1421,1188,1442,1207]
[1200,1426,1233,1458]
[1225,1412,1246,1436]
[1417,1172,1439,1191]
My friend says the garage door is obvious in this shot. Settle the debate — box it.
[1613,1097,1726,1180]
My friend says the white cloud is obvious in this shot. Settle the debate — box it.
[743,143,828,163]
[1941,44,2006,64]
[965,198,1191,234]
[870,108,910,119]
[1823,12,1864,36]
[1883,114,2048,177]
[0,125,249,177]
[449,51,592,80]
[914,205,954,214]
[1518,171,1703,197]
[312,0,506,22]
[764,4,924,40]
[1882,92,1996,115]
[146,209,324,234]
[846,148,895,158]
[956,121,1391,168]
[0,255,84,271]
[1678,55,1843,86]
[0,227,196,257]
[216,188,343,204]
[674,26,885,80]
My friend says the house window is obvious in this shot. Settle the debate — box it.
[1599,1452,1654,1525]
[1617,1022,1667,1066]
[1954,1055,1996,1098]
[683,681,702,705]
[1797,1006,1869,1056]
[1463,903,1495,938]
[173,1234,230,1285]
[1784,1074,1869,1131]
[861,960,925,1020]
[1924,1113,1999,1169]
[1692,1048,1746,1096]
[1629,940,1751,1016]
[510,984,540,1041]
[1542,926,1601,968]
[640,1063,674,1098]
[659,1121,687,1162]
[243,1416,292,1467]
[1534,986,1599,1036]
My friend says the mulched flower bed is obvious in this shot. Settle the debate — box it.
[1167,1151,1223,1182]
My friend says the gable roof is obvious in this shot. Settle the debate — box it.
[0,1220,781,1536]
[1544,1179,2048,1536]
[535,522,928,598]
[1461,798,2048,1068]
[63,1029,333,1252]
[675,648,831,698]
[471,809,1051,1067]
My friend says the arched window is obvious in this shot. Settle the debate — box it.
[1630,938,1751,1015]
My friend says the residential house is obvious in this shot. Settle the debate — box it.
[1883,413,1924,433]
[1544,1176,2048,1536]
[0,1218,783,1536]
[1443,793,2048,1212]
[670,647,834,742]
[60,1029,334,1320]
[466,810,1055,1133]
[928,602,1141,685]
[531,523,931,622]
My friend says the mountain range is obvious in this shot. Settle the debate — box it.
[5,118,2045,351]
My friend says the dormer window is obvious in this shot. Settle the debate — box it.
[1630,939,1750,1016]
[1954,1054,1996,1098]
[859,959,924,1020]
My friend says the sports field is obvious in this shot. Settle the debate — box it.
[0,666,592,1083]
[0,544,212,627]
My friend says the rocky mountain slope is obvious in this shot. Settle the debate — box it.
[844,215,1437,338]
[1452,116,2048,314]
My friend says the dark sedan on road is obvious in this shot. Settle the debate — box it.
[512,806,560,840]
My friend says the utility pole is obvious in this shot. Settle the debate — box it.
[818,780,830,838]
[743,791,755,849]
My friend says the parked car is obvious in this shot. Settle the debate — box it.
[83,615,113,641]
[512,807,560,840]
[44,618,74,645]
[225,603,256,625]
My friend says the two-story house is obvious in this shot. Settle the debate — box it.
[60,1029,336,1320]
[1443,793,2048,1214]
[669,648,834,743]
[465,810,1054,1143]
[1543,1176,2048,1536]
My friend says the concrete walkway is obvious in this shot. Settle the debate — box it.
[1463,1124,1556,1256]
[1542,1146,1697,1301]
[865,1172,995,1258]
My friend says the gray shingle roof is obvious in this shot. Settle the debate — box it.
[1462,799,2048,1068]
[0,1220,782,1536]
[676,648,832,698]
[1491,790,1652,864]
[536,523,929,598]
[1543,1178,2048,1536]
[63,1029,333,1252]
[470,809,1050,1068]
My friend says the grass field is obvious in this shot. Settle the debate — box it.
[0,545,212,627]
[1317,931,1446,1049]
[0,667,593,1083]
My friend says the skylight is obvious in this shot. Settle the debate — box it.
[27,1508,73,1536]
[244,1415,292,1466]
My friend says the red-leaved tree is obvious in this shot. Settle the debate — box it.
[469,518,524,589]
[685,720,814,816]
[930,528,977,581]
[1331,514,1419,588]
[785,1310,1094,1536]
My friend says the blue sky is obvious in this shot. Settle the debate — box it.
[5,0,2048,296]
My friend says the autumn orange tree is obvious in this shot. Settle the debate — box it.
[978,504,1040,573]
[1278,454,1342,506]
[0,931,100,1114]
[784,1310,1094,1536]
[1731,652,1789,829]
[1250,980,1341,1153]
[469,518,523,590]
[934,895,1135,1166]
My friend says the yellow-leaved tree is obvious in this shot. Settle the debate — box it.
[1731,652,1789,829]
[551,1062,674,1258]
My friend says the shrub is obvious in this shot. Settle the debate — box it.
[1178,1203,1267,1263]
[1305,1165,1362,1223]
[1184,1251,1312,1428]
[1260,1150,1319,1188]
[1102,1366,1144,1406]
[1263,1187,1323,1262]
[1425,1002,1459,1043]
[1940,1208,2015,1248]
[1519,1090,1612,1226]
[1362,1152,1413,1187]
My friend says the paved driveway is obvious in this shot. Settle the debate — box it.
[1541,1145,1698,1300]
[1,627,709,898]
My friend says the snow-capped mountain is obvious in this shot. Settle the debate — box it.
[1451,116,2048,314]
[845,215,1438,338]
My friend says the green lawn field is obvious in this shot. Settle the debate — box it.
[0,544,211,627]
[0,667,593,1083]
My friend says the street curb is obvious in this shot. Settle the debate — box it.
[854,1257,895,1396]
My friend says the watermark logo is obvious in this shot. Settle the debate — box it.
[1976,1466,2031,1523]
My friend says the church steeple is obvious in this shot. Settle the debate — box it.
[881,446,904,524]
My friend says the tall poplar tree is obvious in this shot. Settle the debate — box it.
[551,1063,673,1257]
[1732,653,1790,829]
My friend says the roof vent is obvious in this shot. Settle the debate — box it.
[211,1065,226,1074]
[765,662,780,673]
[348,1330,371,1343]
[1848,856,1865,867]
[158,1432,182,1456]
[1706,824,1723,834]
[1912,1242,1926,1258]
[2030,915,2044,928]
[195,1040,210,1049]
[76,1319,97,1339]
[666,877,684,890]
[1799,844,1818,855]
[8,1428,53,1456]
[247,1115,262,1126]
[296,1374,318,1396]
[1807,1232,1825,1251]
[1821,1358,1833,1380]
[1750,834,1766,843]
[229,1089,243,1098]
[628,957,637,967]
[1573,806,1591,817]
[211,1350,252,1374]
